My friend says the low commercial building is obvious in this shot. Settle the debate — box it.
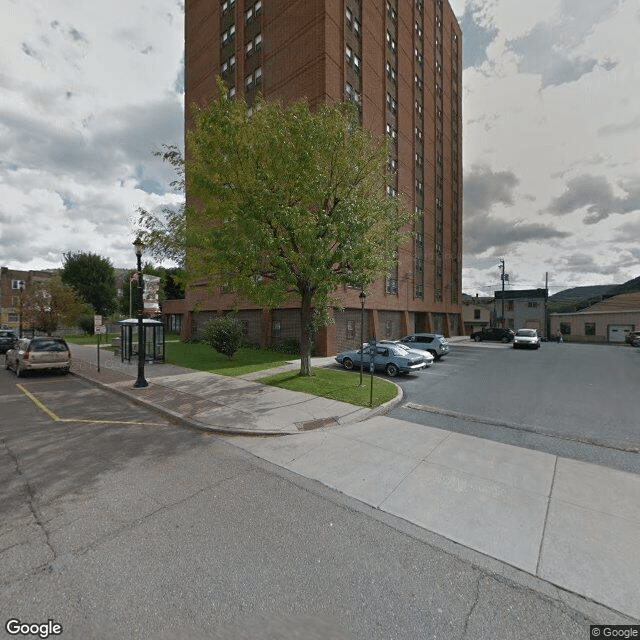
[462,294,494,336]
[550,292,640,343]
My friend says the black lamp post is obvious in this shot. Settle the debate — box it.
[359,288,366,386]
[133,237,148,388]
[18,281,25,338]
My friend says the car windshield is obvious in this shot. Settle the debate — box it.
[31,339,68,352]
[516,330,536,337]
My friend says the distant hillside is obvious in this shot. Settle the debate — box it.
[608,275,640,296]
[549,276,640,313]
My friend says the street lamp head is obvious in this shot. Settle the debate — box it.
[359,289,366,301]
[133,236,144,258]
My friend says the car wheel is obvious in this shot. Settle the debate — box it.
[5,358,11,370]
[342,358,354,370]
[385,363,399,377]
[474,335,481,342]
[501,337,510,343]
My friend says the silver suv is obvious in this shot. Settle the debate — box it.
[400,333,450,360]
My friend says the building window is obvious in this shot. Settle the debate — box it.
[415,128,423,143]
[415,21,423,38]
[560,323,571,335]
[387,2,397,23]
[345,82,360,105]
[345,45,360,73]
[528,301,538,308]
[474,309,481,320]
[346,320,355,339]
[386,61,397,83]
[585,323,596,336]
[227,86,236,99]
[12,279,26,290]
[346,8,360,35]
[221,0,235,14]
[507,300,514,311]
[386,31,396,53]
[386,123,397,142]
[221,54,236,76]
[386,92,397,114]
[245,40,253,56]
[221,24,236,46]
[254,33,262,51]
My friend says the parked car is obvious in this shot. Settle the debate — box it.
[513,328,541,349]
[399,333,450,360]
[625,331,640,345]
[5,337,72,377]
[0,330,18,354]
[335,343,427,377]
[469,327,515,343]
[378,340,435,366]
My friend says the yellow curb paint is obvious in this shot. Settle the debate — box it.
[17,384,61,421]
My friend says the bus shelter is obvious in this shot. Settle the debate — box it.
[118,318,165,363]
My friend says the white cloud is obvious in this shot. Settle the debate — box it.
[0,0,184,271]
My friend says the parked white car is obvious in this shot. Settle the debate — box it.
[513,329,541,350]
[5,337,72,377]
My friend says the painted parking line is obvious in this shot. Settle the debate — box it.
[16,383,167,426]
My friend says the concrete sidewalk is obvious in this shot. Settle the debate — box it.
[69,343,640,621]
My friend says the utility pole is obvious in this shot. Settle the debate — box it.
[499,259,507,328]
[545,272,549,339]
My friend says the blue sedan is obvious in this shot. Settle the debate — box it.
[335,344,427,377]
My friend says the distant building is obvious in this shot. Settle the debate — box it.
[462,294,494,335]
[550,292,640,343]
[180,0,464,355]
[494,288,548,335]
[0,267,57,334]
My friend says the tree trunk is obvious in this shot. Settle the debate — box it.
[299,292,314,376]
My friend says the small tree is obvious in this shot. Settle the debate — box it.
[202,315,244,360]
[22,276,86,336]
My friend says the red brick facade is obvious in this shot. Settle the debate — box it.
[181,0,463,355]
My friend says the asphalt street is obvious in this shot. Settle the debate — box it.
[0,370,612,639]
[390,342,640,474]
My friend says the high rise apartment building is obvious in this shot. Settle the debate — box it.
[183,0,462,354]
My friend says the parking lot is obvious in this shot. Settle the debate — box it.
[390,340,640,474]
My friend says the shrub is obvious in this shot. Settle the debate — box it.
[268,338,301,355]
[77,315,94,334]
[202,315,244,360]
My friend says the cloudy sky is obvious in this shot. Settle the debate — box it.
[1,1,639,296]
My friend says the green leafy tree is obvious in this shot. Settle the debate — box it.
[202,315,244,360]
[22,276,86,336]
[139,86,413,375]
[136,145,186,267]
[61,252,117,315]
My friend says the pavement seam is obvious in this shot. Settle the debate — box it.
[405,402,640,453]
[536,455,559,576]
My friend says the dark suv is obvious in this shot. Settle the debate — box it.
[0,330,18,354]
[469,327,515,343]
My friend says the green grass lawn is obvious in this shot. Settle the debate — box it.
[258,367,398,408]
[65,333,119,345]
[165,342,293,376]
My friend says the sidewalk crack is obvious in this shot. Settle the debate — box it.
[1,438,57,565]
